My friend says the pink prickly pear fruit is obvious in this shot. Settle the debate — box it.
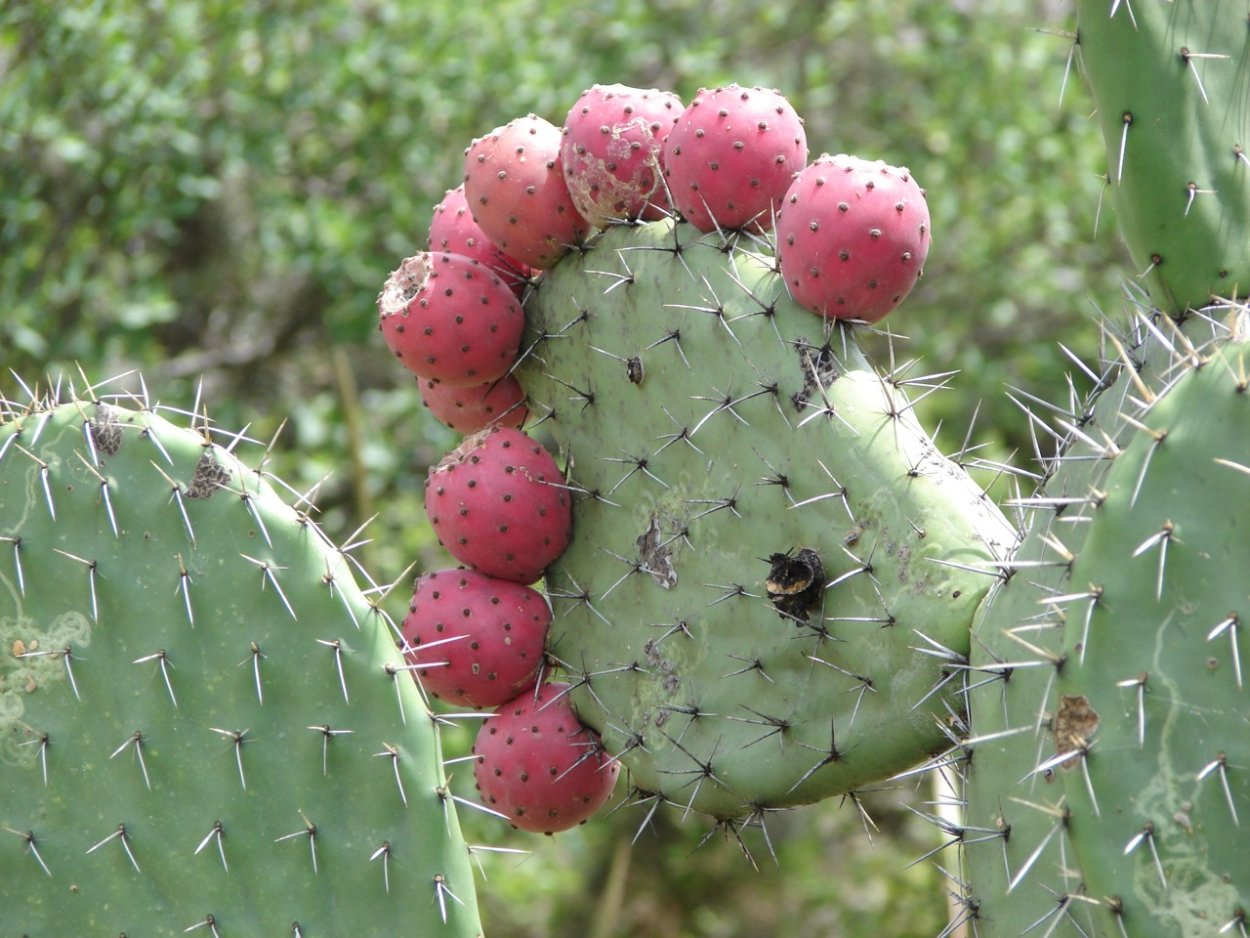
[428,185,535,298]
[661,84,807,234]
[472,681,619,833]
[560,83,683,227]
[377,252,524,386]
[776,154,931,323]
[401,568,550,709]
[418,374,528,435]
[425,426,573,584]
[463,114,590,270]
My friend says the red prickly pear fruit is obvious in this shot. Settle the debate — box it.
[427,185,534,298]
[418,374,529,435]
[401,568,550,709]
[377,252,524,386]
[776,154,931,323]
[560,83,683,227]
[661,84,807,234]
[463,114,591,270]
[425,426,573,584]
[472,681,619,833]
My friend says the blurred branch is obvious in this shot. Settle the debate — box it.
[157,327,278,379]
[590,835,633,938]
[333,344,375,570]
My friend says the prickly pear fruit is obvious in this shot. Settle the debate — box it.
[463,113,590,269]
[560,83,683,227]
[427,184,534,297]
[777,154,930,322]
[661,83,807,233]
[418,374,528,434]
[402,568,550,709]
[425,426,573,584]
[377,252,524,386]
[472,681,620,833]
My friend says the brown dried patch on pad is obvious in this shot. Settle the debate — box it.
[89,403,124,456]
[1053,693,1100,771]
[186,451,231,499]
[636,514,678,590]
[765,547,824,623]
[791,339,839,411]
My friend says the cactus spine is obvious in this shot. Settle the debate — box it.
[0,393,483,936]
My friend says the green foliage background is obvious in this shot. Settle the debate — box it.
[1,1,1130,934]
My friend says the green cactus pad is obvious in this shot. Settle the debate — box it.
[515,218,1015,819]
[1077,0,1250,313]
[957,318,1151,938]
[0,393,483,936]
[958,307,1249,937]
[1050,318,1250,937]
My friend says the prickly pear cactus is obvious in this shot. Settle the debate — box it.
[952,2,1250,931]
[956,310,1196,937]
[1054,312,1250,936]
[0,391,483,936]
[1077,0,1250,313]
[515,217,1016,820]
[958,307,1250,938]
